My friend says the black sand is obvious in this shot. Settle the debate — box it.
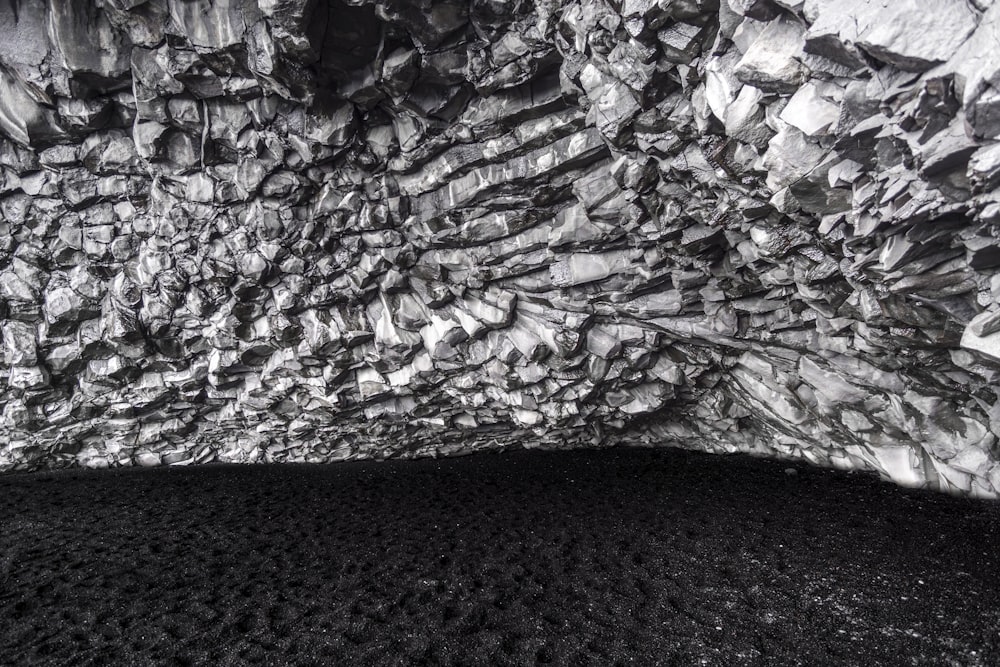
[0,447,998,666]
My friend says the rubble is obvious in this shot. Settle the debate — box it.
[0,0,998,497]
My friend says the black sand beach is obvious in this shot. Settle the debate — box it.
[1,447,998,666]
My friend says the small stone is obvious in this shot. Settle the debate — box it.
[724,85,772,148]
[135,451,161,467]
[8,365,49,391]
[239,252,270,285]
[45,287,95,325]
[658,23,705,64]
[0,270,38,302]
[734,17,810,93]
[969,143,1000,191]
[1,321,37,365]
[969,310,1000,338]
[961,324,1000,363]
[779,81,842,136]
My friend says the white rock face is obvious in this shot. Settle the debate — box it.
[0,0,998,497]
[806,0,972,67]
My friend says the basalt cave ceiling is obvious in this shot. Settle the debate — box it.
[1,0,1000,497]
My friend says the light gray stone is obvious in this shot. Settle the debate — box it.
[734,17,810,93]
[805,0,978,72]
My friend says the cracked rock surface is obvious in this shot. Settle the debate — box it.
[1,0,1000,496]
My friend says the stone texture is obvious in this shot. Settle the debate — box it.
[0,0,999,497]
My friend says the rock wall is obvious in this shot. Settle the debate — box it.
[1,0,999,495]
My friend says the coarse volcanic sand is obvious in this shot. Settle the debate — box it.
[0,447,998,666]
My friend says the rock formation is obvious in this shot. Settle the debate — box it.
[1,0,999,496]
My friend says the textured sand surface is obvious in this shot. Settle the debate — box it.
[1,447,998,665]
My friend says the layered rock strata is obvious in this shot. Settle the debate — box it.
[1,0,999,496]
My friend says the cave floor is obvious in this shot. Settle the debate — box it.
[0,447,998,666]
